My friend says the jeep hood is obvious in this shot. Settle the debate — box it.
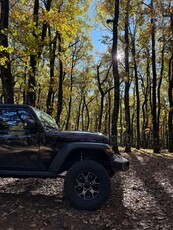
[47,130,109,144]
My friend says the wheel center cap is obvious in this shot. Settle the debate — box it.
[84,181,90,189]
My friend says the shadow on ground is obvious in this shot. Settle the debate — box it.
[0,150,172,230]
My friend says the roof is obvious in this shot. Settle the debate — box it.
[0,104,32,108]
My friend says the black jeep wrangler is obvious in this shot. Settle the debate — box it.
[0,104,129,210]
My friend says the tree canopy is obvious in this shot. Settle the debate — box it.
[1,0,173,152]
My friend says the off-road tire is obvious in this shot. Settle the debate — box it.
[64,160,111,210]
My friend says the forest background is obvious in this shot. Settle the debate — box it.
[0,0,173,154]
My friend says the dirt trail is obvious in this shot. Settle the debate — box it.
[0,150,173,230]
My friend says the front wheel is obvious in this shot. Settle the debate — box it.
[64,160,111,210]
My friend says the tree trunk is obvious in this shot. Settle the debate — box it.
[151,0,160,153]
[41,0,52,44]
[0,0,14,103]
[98,96,104,132]
[168,14,173,152]
[97,64,103,132]
[56,34,64,126]
[75,92,83,130]
[84,96,90,131]
[47,30,58,115]
[66,49,75,130]
[111,0,120,153]
[26,0,39,106]
[141,50,151,148]
[119,95,123,146]
[130,32,140,149]
[108,89,111,137]
[168,54,173,152]
[157,44,164,149]
[97,63,112,133]
[124,0,131,152]
[81,98,85,130]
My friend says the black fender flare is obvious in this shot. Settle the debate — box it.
[48,142,112,172]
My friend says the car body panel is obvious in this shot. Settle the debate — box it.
[0,106,40,170]
[0,104,129,178]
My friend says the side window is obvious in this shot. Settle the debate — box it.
[0,108,33,135]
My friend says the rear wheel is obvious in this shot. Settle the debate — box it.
[64,160,111,210]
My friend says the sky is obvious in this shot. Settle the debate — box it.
[89,0,109,54]
[91,30,109,53]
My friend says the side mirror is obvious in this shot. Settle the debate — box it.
[24,119,37,132]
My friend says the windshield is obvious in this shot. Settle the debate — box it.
[33,107,59,131]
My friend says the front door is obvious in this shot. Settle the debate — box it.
[0,107,40,170]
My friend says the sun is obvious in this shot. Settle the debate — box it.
[117,51,124,61]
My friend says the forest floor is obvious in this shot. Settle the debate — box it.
[0,149,173,230]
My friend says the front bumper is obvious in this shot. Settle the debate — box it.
[111,154,129,171]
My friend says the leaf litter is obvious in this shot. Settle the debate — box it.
[0,149,172,230]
